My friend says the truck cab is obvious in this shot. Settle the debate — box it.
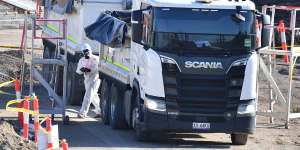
[85,0,270,145]
[126,0,259,144]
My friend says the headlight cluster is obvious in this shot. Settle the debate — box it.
[232,58,248,67]
[145,96,166,112]
[237,100,256,117]
[160,56,180,72]
[161,57,176,64]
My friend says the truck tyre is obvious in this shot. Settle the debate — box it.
[231,134,248,145]
[66,62,83,105]
[132,91,149,141]
[42,45,53,82]
[100,79,110,125]
[109,85,127,129]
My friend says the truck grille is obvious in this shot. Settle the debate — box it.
[162,63,245,117]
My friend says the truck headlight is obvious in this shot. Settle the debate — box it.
[232,58,248,66]
[145,96,166,112]
[237,100,256,117]
[161,57,176,64]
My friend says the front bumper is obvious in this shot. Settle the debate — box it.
[140,109,255,134]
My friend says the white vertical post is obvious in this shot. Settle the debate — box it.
[285,9,297,129]
[63,19,67,109]
[268,6,276,123]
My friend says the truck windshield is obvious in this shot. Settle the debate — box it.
[151,7,256,55]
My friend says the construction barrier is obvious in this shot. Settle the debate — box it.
[279,20,289,63]
[23,97,29,139]
[38,6,42,19]
[6,97,68,150]
[14,78,23,126]
[46,117,53,149]
[33,97,39,143]
[0,45,43,50]
[1,78,69,150]
[62,139,68,150]
[20,20,26,52]
[256,19,261,47]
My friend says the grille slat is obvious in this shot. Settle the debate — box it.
[176,96,226,103]
[162,61,246,118]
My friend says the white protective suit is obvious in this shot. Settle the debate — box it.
[76,51,100,116]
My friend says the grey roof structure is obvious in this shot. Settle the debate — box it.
[0,0,36,11]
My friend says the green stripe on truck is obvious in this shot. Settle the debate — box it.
[46,24,80,44]
[103,57,130,71]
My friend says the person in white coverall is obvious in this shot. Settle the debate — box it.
[76,43,101,118]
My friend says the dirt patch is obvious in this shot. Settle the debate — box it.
[257,58,300,113]
[0,50,23,82]
[0,119,37,150]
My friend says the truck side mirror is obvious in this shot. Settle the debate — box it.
[261,14,271,47]
[132,10,143,44]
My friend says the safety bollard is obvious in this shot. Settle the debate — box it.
[38,6,42,19]
[46,117,53,149]
[62,139,68,150]
[23,96,29,139]
[33,97,39,142]
[279,20,289,63]
[14,78,23,127]
[256,19,261,47]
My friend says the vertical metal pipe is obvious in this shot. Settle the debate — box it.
[273,29,277,70]
[30,16,35,95]
[62,19,68,115]
[285,9,297,129]
[21,16,28,94]
[268,6,276,123]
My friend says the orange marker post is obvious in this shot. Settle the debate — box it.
[33,97,39,142]
[62,139,68,150]
[256,19,261,47]
[46,117,53,149]
[23,97,30,139]
[279,20,289,63]
[14,78,23,127]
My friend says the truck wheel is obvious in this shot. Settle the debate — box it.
[231,134,248,145]
[66,62,83,105]
[100,79,110,125]
[42,46,53,82]
[109,85,127,129]
[132,92,149,141]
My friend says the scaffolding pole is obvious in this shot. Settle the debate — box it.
[257,5,300,129]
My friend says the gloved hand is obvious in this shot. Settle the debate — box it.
[80,67,91,72]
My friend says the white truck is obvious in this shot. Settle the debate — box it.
[42,0,271,145]
[41,0,131,104]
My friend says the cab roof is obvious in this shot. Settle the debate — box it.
[141,0,256,10]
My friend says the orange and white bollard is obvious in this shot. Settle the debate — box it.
[14,78,23,127]
[62,139,68,150]
[23,96,30,139]
[46,117,53,149]
[279,20,289,63]
[38,6,42,19]
[33,97,39,142]
[256,19,261,47]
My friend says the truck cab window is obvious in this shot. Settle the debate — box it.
[142,9,152,45]
[140,3,152,46]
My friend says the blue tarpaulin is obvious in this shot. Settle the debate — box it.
[84,13,127,48]
[45,0,72,14]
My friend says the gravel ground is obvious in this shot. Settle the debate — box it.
[0,119,37,150]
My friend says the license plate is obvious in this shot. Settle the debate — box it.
[192,122,210,130]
